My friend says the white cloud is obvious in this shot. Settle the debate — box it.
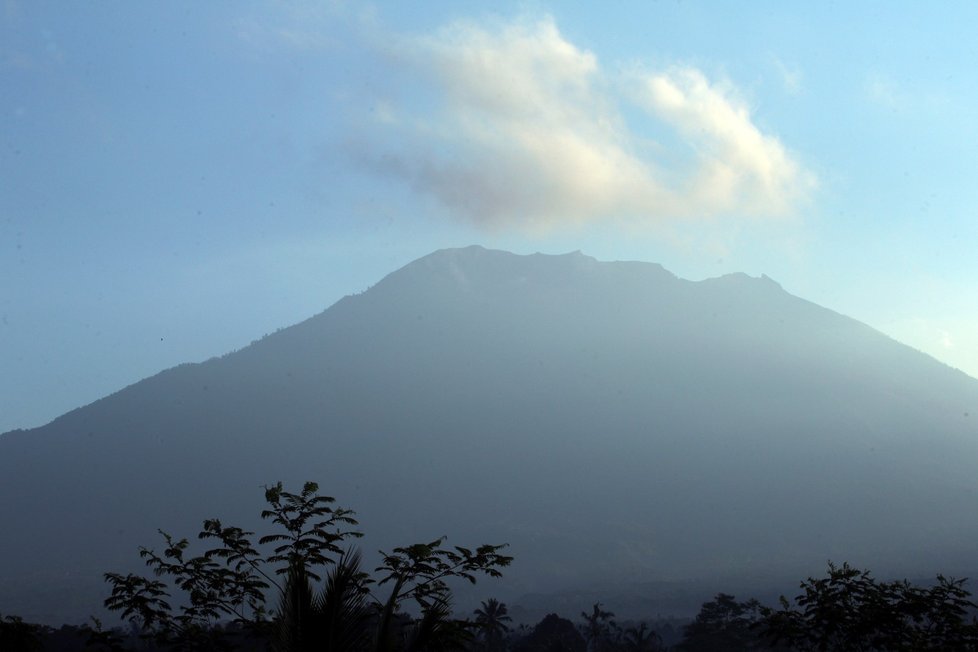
[361,15,814,230]
[635,66,812,217]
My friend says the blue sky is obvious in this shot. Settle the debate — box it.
[2,1,977,433]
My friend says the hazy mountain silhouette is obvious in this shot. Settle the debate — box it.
[2,245,978,624]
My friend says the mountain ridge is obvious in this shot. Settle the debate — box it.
[2,246,977,624]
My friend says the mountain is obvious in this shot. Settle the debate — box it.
[2,245,978,624]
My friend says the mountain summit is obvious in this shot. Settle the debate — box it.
[2,246,977,624]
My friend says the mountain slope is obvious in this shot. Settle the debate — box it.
[2,245,977,624]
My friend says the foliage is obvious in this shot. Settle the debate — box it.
[377,539,511,610]
[22,488,978,652]
[0,612,45,651]
[401,597,472,652]
[259,481,361,582]
[514,613,586,652]
[310,550,373,651]
[675,593,770,651]
[103,481,511,651]
[0,616,132,652]
[758,561,978,651]
[84,618,130,652]
[619,622,664,652]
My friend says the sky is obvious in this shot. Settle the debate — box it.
[2,1,978,434]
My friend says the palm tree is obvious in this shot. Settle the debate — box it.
[402,597,472,652]
[622,622,663,651]
[276,559,317,652]
[473,598,512,651]
[579,603,614,652]
[275,550,373,652]
[317,550,372,651]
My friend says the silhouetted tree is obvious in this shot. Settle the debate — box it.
[757,561,978,651]
[104,481,510,651]
[314,550,373,651]
[0,616,133,652]
[514,614,586,652]
[275,559,318,651]
[0,613,45,651]
[401,597,471,652]
[579,603,616,652]
[83,618,130,651]
[676,593,768,651]
[372,538,510,651]
[473,598,512,651]
[620,622,663,651]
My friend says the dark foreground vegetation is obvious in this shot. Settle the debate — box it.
[3,482,977,651]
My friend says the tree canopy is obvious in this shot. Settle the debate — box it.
[103,481,511,651]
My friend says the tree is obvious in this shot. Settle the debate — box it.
[579,603,616,652]
[757,561,978,651]
[676,593,769,651]
[473,598,512,651]
[0,613,45,651]
[104,481,511,650]
[514,614,586,652]
[621,622,664,652]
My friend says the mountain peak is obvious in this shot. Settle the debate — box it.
[375,246,604,294]
[385,246,679,290]
[419,245,595,265]
[698,270,784,292]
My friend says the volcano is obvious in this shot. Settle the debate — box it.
[3,246,977,624]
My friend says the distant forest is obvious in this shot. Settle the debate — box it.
[2,482,977,651]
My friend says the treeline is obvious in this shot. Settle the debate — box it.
[2,482,978,651]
